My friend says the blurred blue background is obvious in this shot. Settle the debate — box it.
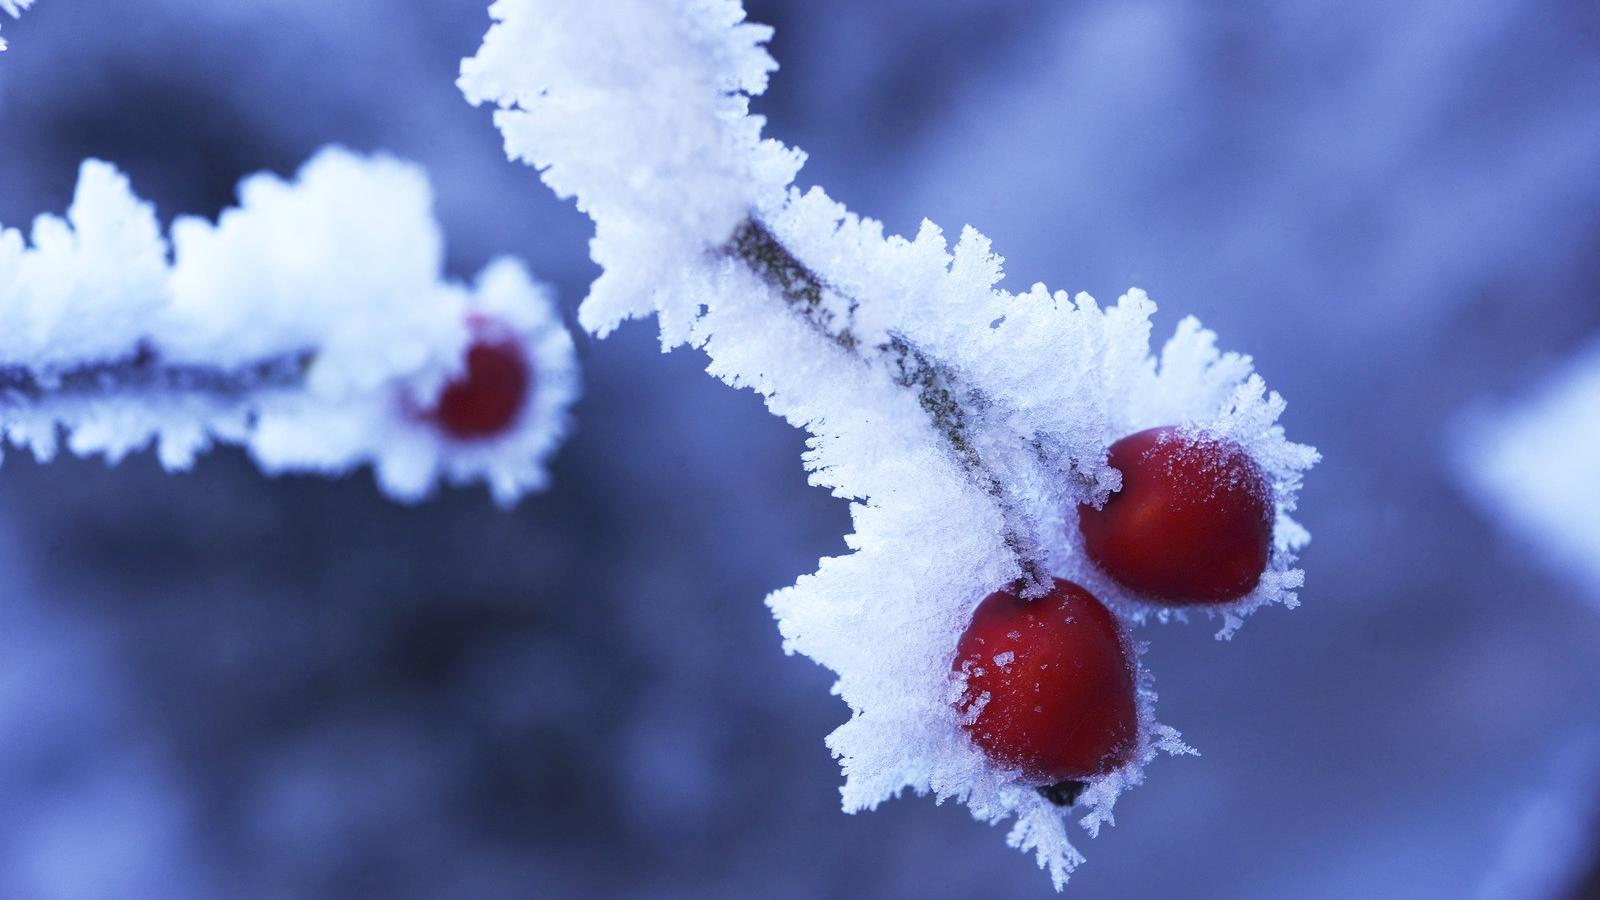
[2,1,1599,897]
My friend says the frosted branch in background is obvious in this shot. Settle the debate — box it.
[0,146,578,505]
[1475,729,1600,899]
[1456,338,1600,606]
[0,0,33,50]
[462,0,1315,887]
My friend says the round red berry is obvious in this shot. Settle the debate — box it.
[431,322,531,439]
[953,578,1138,782]
[1078,426,1273,605]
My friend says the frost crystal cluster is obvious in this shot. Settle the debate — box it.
[0,0,33,51]
[0,147,577,504]
[462,0,1316,887]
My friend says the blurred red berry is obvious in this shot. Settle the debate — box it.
[431,323,531,439]
[953,578,1138,782]
[1078,426,1273,604]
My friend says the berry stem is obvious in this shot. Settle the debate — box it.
[727,217,1049,592]
[1038,780,1088,807]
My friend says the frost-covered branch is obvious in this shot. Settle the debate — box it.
[728,217,1050,590]
[1456,338,1600,605]
[463,0,1315,887]
[0,0,33,51]
[0,346,310,399]
[0,147,578,504]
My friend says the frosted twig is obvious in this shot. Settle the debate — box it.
[0,147,579,504]
[728,217,1049,592]
[0,346,312,400]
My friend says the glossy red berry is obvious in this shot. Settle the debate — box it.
[953,578,1138,782]
[1078,426,1273,605]
[431,322,531,439]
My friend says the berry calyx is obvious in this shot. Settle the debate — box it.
[1078,426,1273,605]
[953,578,1138,782]
[430,320,531,440]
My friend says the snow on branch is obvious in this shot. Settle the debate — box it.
[1455,338,1600,605]
[0,0,34,51]
[463,0,1315,887]
[0,147,578,505]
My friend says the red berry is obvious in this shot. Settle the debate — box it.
[953,578,1138,782]
[1078,426,1273,605]
[431,322,531,439]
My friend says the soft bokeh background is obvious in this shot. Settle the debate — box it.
[2,1,1599,897]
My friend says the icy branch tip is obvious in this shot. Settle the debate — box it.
[0,0,35,50]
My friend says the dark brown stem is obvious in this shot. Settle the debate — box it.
[726,217,1048,593]
[1038,780,1087,807]
[0,343,313,402]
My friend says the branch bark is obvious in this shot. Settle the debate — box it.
[0,343,313,402]
[727,217,1049,592]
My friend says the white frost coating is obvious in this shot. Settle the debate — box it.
[464,0,1315,887]
[0,0,33,50]
[0,147,578,506]
[459,0,803,345]
[1456,338,1600,604]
